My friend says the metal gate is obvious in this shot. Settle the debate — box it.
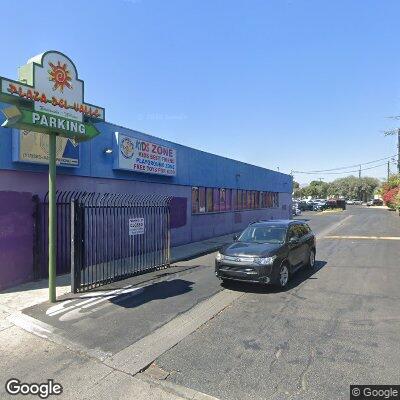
[71,193,172,292]
[34,191,81,279]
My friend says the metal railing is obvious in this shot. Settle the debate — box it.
[71,192,172,292]
[34,191,86,279]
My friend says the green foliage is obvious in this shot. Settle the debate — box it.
[295,176,380,201]
[380,174,400,210]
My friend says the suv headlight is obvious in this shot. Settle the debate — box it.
[216,252,224,261]
[255,255,277,265]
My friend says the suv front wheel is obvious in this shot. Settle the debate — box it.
[307,249,316,270]
[274,263,290,289]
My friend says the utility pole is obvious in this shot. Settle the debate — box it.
[397,128,400,174]
[387,160,390,181]
[358,165,361,179]
[384,124,400,174]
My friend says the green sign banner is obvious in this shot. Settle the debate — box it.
[1,106,100,141]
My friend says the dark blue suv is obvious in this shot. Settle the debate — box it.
[215,220,316,288]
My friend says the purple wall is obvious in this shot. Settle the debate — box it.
[0,191,34,290]
[0,169,192,247]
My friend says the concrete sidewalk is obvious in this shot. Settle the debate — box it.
[0,323,219,400]
[170,232,236,263]
[0,235,232,400]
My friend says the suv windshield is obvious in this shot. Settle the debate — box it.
[238,226,287,244]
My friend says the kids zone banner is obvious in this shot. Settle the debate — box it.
[12,129,79,166]
[114,132,177,177]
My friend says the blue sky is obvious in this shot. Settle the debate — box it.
[2,0,400,184]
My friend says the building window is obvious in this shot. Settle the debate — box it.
[220,188,226,212]
[192,187,199,214]
[213,188,220,212]
[267,192,272,208]
[226,189,231,211]
[206,187,213,212]
[274,193,279,208]
[236,189,242,210]
[192,186,280,214]
[199,187,206,213]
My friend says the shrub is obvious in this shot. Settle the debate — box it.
[382,187,400,209]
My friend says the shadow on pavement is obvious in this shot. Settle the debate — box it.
[109,279,195,309]
[221,260,327,294]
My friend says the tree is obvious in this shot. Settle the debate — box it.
[295,176,380,200]
[307,180,329,198]
[293,181,302,198]
[327,176,380,201]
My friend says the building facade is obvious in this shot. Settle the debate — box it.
[0,106,292,289]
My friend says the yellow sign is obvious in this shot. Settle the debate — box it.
[15,130,79,166]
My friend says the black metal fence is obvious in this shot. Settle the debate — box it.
[34,191,80,279]
[34,191,172,293]
[71,193,172,292]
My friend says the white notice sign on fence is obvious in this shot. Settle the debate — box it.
[129,218,145,235]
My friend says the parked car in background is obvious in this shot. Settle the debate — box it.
[215,220,317,289]
[367,199,383,206]
[354,200,363,205]
[292,205,302,216]
[312,203,322,211]
[312,200,326,211]
[346,200,355,205]
[298,201,313,211]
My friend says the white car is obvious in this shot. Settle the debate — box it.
[346,200,355,205]
[292,207,302,216]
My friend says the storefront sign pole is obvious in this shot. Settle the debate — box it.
[48,133,57,303]
[0,50,104,302]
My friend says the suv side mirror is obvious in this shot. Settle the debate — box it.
[233,234,239,241]
[288,236,299,245]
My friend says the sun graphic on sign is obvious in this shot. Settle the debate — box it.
[48,61,72,92]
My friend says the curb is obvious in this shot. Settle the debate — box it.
[170,244,225,264]
[138,373,221,400]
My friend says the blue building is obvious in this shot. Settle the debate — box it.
[0,107,292,289]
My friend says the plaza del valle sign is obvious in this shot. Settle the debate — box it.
[0,50,104,141]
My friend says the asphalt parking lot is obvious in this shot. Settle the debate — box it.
[155,207,400,400]
[16,206,400,400]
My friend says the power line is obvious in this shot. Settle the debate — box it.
[293,155,396,174]
[295,162,389,175]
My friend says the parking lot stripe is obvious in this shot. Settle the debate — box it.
[324,235,400,240]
